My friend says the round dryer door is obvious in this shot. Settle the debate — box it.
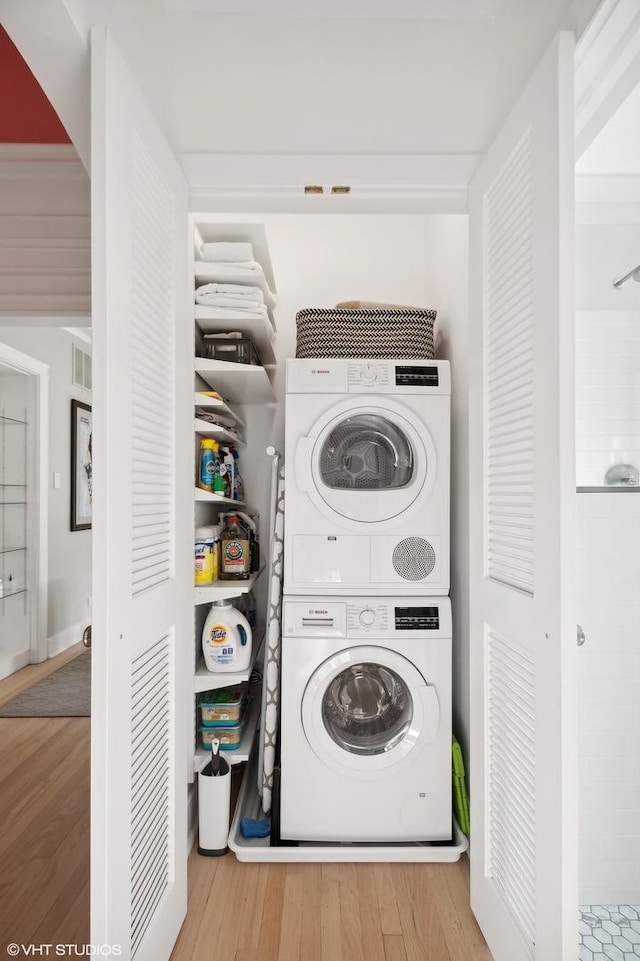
[297,397,437,525]
[301,646,440,775]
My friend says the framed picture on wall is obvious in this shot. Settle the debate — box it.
[71,399,92,531]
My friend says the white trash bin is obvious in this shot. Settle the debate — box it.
[197,752,231,856]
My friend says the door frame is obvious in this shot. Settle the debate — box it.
[0,341,49,665]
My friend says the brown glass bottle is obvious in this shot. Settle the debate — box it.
[219,515,251,580]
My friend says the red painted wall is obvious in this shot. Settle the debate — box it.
[0,25,70,143]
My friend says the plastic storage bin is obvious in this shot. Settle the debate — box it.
[199,698,251,750]
[198,685,247,727]
[201,336,261,366]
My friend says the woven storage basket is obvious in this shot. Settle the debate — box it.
[295,307,436,360]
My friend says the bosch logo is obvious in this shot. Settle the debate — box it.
[311,369,330,375]
[308,609,328,614]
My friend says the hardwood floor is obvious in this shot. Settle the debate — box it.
[0,648,490,961]
[171,850,492,961]
[0,644,90,952]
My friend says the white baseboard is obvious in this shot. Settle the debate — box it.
[47,621,86,658]
[0,649,30,682]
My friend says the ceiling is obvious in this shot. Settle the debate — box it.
[145,0,585,157]
[162,0,503,17]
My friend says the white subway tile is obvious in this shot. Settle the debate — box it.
[581,808,640,837]
[580,679,640,706]
[580,885,640,906]
[579,782,640,814]
[579,652,638,682]
[579,730,640,757]
[580,835,640,862]
[579,703,639,732]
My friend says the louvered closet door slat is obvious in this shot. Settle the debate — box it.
[130,635,172,956]
[130,132,174,601]
[486,629,536,957]
[469,45,575,961]
[92,29,189,961]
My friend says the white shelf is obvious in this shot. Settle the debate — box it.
[195,359,276,405]
[194,393,246,427]
[193,634,263,694]
[193,220,277,294]
[193,565,264,606]
[194,418,245,447]
[194,693,261,771]
[0,586,27,600]
[195,307,276,366]
[194,487,245,507]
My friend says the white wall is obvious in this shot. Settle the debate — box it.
[231,212,470,755]
[0,328,91,653]
[576,219,640,904]
[575,225,640,488]
[577,309,640,488]
[578,493,640,905]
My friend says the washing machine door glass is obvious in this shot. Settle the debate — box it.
[322,662,413,755]
[319,415,413,491]
[302,645,437,774]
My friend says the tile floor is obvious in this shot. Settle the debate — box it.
[579,906,640,960]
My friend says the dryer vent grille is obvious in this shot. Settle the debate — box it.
[392,538,436,581]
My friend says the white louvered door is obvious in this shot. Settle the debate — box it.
[468,32,577,961]
[90,30,191,961]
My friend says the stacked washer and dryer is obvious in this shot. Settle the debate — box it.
[281,358,453,844]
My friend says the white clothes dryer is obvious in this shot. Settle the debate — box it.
[284,358,450,596]
[279,595,452,843]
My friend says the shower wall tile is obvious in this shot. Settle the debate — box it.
[576,310,640,487]
[579,494,640,904]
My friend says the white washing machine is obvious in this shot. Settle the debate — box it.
[284,358,450,596]
[279,595,452,843]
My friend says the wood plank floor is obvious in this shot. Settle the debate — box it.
[171,849,492,961]
[0,644,90,950]
[0,648,490,961]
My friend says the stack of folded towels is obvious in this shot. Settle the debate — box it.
[194,242,276,320]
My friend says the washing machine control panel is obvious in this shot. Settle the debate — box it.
[347,363,390,388]
[283,597,452,638]
[347,604,389,633]
[394,606,440,631]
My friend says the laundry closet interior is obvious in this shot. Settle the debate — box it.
[189,210,470,853]
[8,0,629,955]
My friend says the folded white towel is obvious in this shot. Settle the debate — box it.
[194,261,276,308]
[195,282,265,304]
[196,294,265,312]
[198,259,260,273]
[201,242,254,263]
[195,303,269,319]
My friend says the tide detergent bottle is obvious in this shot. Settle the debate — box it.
[202,599,252,673]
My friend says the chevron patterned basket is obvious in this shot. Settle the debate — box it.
[295,307,436,359]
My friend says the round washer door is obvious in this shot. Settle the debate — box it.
[301,646,440,776]
[299,398,437,526]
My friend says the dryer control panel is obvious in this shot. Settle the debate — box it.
[285,358,451,395]
[283,596,452,638]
